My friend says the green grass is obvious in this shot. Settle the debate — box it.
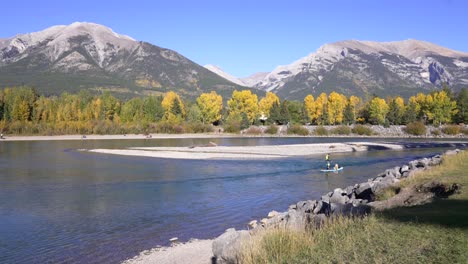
[240,151,468,264]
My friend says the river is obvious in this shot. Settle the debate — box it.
[0,137,465,263]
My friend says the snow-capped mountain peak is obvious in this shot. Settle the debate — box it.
[254,39,468,99]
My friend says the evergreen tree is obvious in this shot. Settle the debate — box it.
[403,101,418,124]
[455,88,468,124]
[321,104,329,125]
[269,102,281,124]
[279,100,291,125]
[387,100,401,125]
[240,112,250,129]
[172,98,182,117]
[343,102,355,125]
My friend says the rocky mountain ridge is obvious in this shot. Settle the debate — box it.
[0,22,252,99]
[206,39,468,100]
[255,39,468,99]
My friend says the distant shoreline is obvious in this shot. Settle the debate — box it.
[0,132,466,142]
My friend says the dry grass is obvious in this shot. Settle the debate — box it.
[240,150,468,264]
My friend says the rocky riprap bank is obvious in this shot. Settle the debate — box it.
[212,149,463,263]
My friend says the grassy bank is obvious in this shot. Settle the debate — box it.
[241,151,468,264]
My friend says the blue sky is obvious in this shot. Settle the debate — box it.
[1,0,467,77]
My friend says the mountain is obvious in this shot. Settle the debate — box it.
[253,39,468,99]
[204,64,268,88]
[204,64,246,86]
[240,72,269,87]
[0,22,256,100]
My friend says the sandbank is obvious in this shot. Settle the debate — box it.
[122,239,213,264]
[86,142,403,160]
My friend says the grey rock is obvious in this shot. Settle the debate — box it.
[400,165,410,173]
[309,213,327,228]
[285,209,307,231]
[330,203,371,217]
[329,188,349,204]
[302,200,317,213]
[444,149,460,156]
[429,155,442,166]
[355,182,374,201]
[313,201,323,214]
[212,229,250,264]
[248,220,257,229]
[296,200,308,209]
[267,210,279,218]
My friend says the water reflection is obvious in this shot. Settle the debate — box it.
[0,138,465,263]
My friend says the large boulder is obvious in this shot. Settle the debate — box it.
[212,228,250,264]
[285,209,307,230]
[385,166,401,178]
[354,182,374,201]
[329,188,349,204]
[330,203,371,217]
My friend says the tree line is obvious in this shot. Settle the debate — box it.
[0,86,466,135]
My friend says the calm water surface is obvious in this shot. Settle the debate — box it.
[0,137,464,263]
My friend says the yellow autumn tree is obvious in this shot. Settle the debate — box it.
[196,91,223,124]
[368,97,389,125]
[162,91,185,122]
[303,95,316,124]
[258,92,280,117]
[327,92,347,125]
[429,90,457,125]
[227,90,259,123]
[315,93,328,125]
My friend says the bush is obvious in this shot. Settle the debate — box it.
[404,121,426,136]
[287,125,309,136]
[245,126,263,135]
[330,125,351,135]
[184,123,213,133]
[431,129,441,136]
[463,127,468,135]
[223,120,241,133]
[313,126,328,136]
[442,125,461,135]
[264,124,278,135]
[352,125,374,136]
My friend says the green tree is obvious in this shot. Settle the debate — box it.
[387,97,405,125]
[121,97,143,122]
[143,95,164,122]
[343,102,355,125]
[454,88,468,124]
[240,112,250,130]
[278,100,291,125]
[287,100,303,124]
[186,104,202,123]
[269,101,281,125]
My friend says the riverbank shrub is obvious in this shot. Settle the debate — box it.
[287,125,309,136]
[404,121,426,136]
[223,120,241,133]
[352,125,374,136]
[463,127,468,135]
[314,126,328,136]
[244,126,263,135]
[442,125,461,135]
[330,125,351,135]
[431,129,441,136]
[264,125,278,135]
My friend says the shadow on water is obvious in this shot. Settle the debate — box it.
[378,198,468,229]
